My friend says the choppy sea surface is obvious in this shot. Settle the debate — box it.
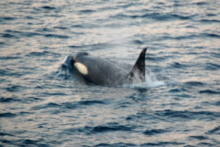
[1,0,220,146]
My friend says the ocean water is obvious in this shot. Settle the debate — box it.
[0,0,220,146]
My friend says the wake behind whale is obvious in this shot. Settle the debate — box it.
[59,48,165,88]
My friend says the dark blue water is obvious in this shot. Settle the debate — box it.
[1,0,220,146]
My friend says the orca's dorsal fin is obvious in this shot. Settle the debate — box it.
[127,48,147,82]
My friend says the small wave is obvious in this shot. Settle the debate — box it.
[95,142,184,146]
[111,12,194,21]
[156,110,190,119]
[0,139,14,146]
[198,142,214,146]
[53,26,68,30]
[0,69,23,78]
[41,6,56,10]
[199,90,220,94]
[6,85,24,92]
[4,30,42,37]
[79,9,96,13]
[169,88,181,93]
[143,128,168,136]
[45,34,69,39]
[184,81,205,86]
[71,23,98,29]
[133,39,144,45]
[29,51,56,57]
[213,101,220,106]
[82,122,134,134]
[92,125,132,133]
[203,33,220,38]
[23,32,41,37]
[211,52,220,58]
[184,81,205,89]
[79,100,105,105]
[24,16,35,19]
[161,34,198,41]
[71,24,84,28]
[0,97,21,103]
[170,62,188,68]
[207,126,220,134]
[69,45,82,48]
[156,109,220,120]
[205,63,220,70]
[0,41,5,45]
[61,102,78,109]
[200,19,220,23]
[32,102,60,110]
[60,100,105,110]
[146,56,165,61]
[69,42,112,51]
[1,33,18,38]
[94,143,136,147]
[19,139,51,147]
[64,123,134,136]
[0,132,13,136]
[189,135,208,140]
[41,92,67,96]
[37,27,54,32]
[141,141,184,146]
[0,56,20,60]
[26,51,49,57]
[194,2,208,5]
[0,112,17,118]
[0,16,16,21]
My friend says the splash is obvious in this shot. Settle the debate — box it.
[145,67,165,88]
[56,56,74,80]
[123,68,165,89]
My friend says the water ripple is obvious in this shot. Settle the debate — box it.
[184,81,205,87]
[143,128,168,136]
[26,51,50,57]
[0,112,17,118]
[91,125,133,133]
[112,12,195,21]
[1,33,18,38]
[44,34,69,39]
[207,126,220,134]
[1,0,220,146]
[41,6,56,10]
[189,135,208,140]
[32,102,60,110]
[199,89,220,95]
[156,109,220,121]
[78,100,105,105]
[0,96,21,103]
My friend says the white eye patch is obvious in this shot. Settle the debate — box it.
[74,62,88,75]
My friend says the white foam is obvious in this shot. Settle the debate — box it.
[145,74,165,88]
[145,68,165,88]
[123,68,165,89]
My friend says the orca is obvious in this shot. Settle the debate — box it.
[61,48,147,86]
